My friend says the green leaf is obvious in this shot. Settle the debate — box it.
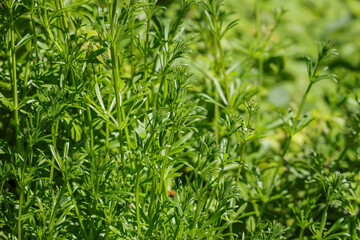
[95,83,105,111]
[15,34,33,52]
[211,77,228,105]
[221,19,238,39]
[0,92,14,110]
[200,93,226,108]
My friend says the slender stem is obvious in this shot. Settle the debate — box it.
[217,38,230,104]
[30,2,39,63]
[256,0,263,121]
[86,105,95,239]
[230,140,246,239]
[214,99,220,143]
[212,36,220,142]
[50,121,59,181]
[148,172,157,220]
[105,83,112,162]
[109,0,125,164]
[86,106,95,161]
[214,15,230,105]
[299,227,305,240]
[104,199,115,240]
[9,6,23,239]
[66,181,88,238]
[9,6,20,153]
[173,220,182,240]
[135,166,141,237]
[18,184,23,240]
[265,81,313,212]
[55,0,69,42]
[144,12,152,109]
[295,82,313,121]
[236,141,246,184]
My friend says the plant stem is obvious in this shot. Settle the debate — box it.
[256,0,263,121]
[105,84,113,162]
[214,18,230,105]
[230,140,246,239]
[148,172,157,220]
[295,82,313,121]
[299,227,305,240]
[135,166,142,237]
[66,181,88,238]
[9,6,23,239]
[50,121,59,181]
[30,1,39,63]
[144,11,152,109]
[265,81,313,210]
[9,6,20,154]
[86,106,95,161]
[109,0,125,164]
[236,141,246,184]
[104,199,115,240]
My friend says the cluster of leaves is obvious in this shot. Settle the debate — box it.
[0,0,359,239]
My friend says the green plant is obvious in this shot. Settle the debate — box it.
[0,0,359,239]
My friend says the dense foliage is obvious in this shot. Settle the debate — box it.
[0,0,359,239]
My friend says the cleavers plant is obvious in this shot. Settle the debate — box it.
[0,0,359,239]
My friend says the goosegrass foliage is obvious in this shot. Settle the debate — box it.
[0,0,359,239]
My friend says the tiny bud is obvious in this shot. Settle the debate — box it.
[168,190,176,198]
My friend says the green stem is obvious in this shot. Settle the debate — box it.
[236,141,246,184]
[214,91,220,143]
[30,2,39,63]
[50,121,59,182]
[295,82,313,121]
[148,172,157,221]
[66,181,88,238]
[173,220,182,240]
[18,185,23,240]
[9,6,23,239]
[109,5,125,164]
[214,18,230,105]
[104,199,115,240]
[55,0,69,42]
[230,140,246,239]
[86,105,96,239]
[256,0,263,121]
[217,39,230,104]
[105,83,113,162]
[299,227,304,240]
[212,35,220,142]
[135,166,141,237]
[86,106,95,161]
[9,6,20,153]
[265,81,313,211]
[144,14,152,109]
